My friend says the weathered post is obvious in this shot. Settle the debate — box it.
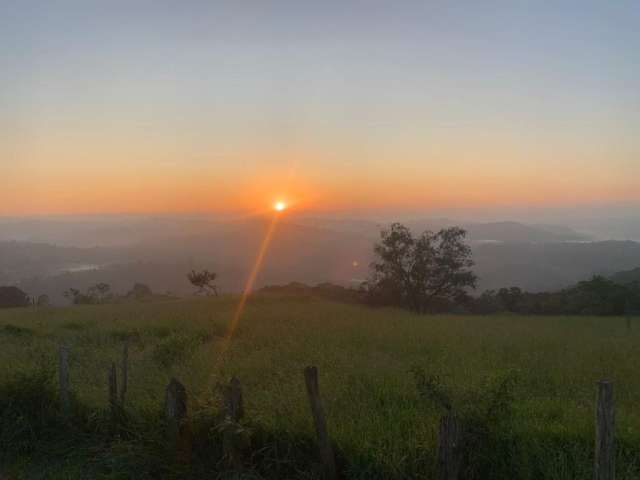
[595,380,615,480]
[304,366,338,480]
[625,300,632,332]
[165,378,191,463]
[222,376,245,467]
[120,341,128,406]
[437,411,464,480]
[108,362,118,428]
[58,345,70,418]
[223,376,244,422]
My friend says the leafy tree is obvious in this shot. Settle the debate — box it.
[64,284,113,305]
[127,283,153,300]
[367,223,476,313]
[36,294,50,307]
[497,287,524,312]
[570,275,628,315]
[473,290,503,314]
[468,275,640,316]
[0,286,31,308]
[87,283,112,304]
[64,288,83,304]
[187,270,219,296]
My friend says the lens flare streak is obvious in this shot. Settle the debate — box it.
[214,213,280,369]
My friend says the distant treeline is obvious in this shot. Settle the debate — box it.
[3,276,639,316]
[260,282,364,303]
[3,220,640,316]
[463,276,640,316]
[261,276,640,316]
[0,269,218,309]
[0,283,169,309]
[358,222,640,316]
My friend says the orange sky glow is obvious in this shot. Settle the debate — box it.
[3,143,638,216]
[2,2,639,217]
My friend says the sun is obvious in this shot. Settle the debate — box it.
[274,201,286,212]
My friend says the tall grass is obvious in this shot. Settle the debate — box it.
[0,295,639,478]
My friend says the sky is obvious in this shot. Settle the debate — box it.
[1,0,639,216]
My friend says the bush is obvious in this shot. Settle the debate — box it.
[127,283,153,301]
[0,286,31,309]
[1,324,34,340]
[0,366,63,455]
[152,333,206,367]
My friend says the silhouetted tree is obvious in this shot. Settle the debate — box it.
[187,270,219,296]
[466,275,640,316]
[0,286,31,308]
[87,283,112,304]
[64,284,113,305]
[36,294,50,307]
[497,287,524,312]
[127,283,153,300]
[570,275,628,315]
[367,223,476,313]
[64,288,80,304]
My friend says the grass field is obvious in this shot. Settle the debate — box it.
[1,295,639,479]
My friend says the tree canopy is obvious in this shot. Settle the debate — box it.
[127,283,153,300]
[367,223,477,313]
[0,286,31,309]
[187,270,219,296]
[64,283,113,305]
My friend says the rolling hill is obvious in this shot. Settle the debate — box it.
[2,216,640,302]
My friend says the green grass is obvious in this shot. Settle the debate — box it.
[1,295,639,479]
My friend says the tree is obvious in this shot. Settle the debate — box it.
[187,270,219,296]
[570,276,628,315]
[497,287,524,312]
[36,294,51,307]
[64,284,113,305]
[64,288,82,304]
[127,283,153,300]
[367,223,476,313]
[87,283,112,304]
[0,286,31,309]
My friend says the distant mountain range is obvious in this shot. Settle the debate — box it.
[611,267,640,285]
[1,215,640,304]
[473,241,640,292]
[291,217,592,243]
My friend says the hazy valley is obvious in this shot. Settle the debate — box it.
[2,214,640,304]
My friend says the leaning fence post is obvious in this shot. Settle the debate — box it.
[108,361,118,429]
[437,410,464,480]
[223,376,244,422]
[595,380,615,480]
[304,366,338,480]
[222,376,245,466]
[120,341,128,406]
[165,378,191,463]
[58,345,70,418]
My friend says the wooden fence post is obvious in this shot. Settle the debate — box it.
[222,376,245,467]
[165,378,191,463]
[304,366,338,480]
[58,345,70,418]
[223,376,244,422]
[595,380,615,480]
[437,410,464,480]
[108,362,118,429]
[120,341,128,406]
